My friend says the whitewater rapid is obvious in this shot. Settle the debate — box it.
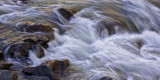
[29,0,160,79]
[30,13,160,80]
[0,0,159,80]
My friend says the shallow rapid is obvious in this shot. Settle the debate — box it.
[1,0,160,80]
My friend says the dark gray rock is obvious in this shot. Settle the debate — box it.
[29,76,50,80]
[23,66,56,80]
[100,77,112,80]
[0,70,17,80]
[10,63,26,71]
[57,8,74,21]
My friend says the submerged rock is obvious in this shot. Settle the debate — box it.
[93,18,124,38]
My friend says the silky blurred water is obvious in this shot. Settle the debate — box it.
[0,0,160,80]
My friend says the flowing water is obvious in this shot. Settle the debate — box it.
[1,0,160,80]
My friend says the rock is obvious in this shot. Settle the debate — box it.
[93,18,123,37]
[57,8,74,20]
[51,8,75,33]
[15,71,28,80]
[6,42,30,62]
[0,51,4,61]
[21,0,29,3]
[31,44,45,58]
[23,59,71,80]
[43,59,70,78]
[0,62,13,70]
[23,66,56,80]
[132,39,144,49]
[0,23,49,63]
[0,70,17,80]
[16,22,54,41]
[100,77,112,80]
[28,76,50,80]
[5,41,47,62]
[10,63,26,71]
[12,0,30,4]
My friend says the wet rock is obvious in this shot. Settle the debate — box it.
[133,39,144,49]
[93,18,123,37]
[23,66,56,80]
[28,76,50,80]
[100,77,112,80]
[10,63,26,71]
[0,23,49,63]
[15,71,28,80]
[127,38,144,49]
[5,41,47,62]
[17,75,27,80]
[16,22,54,41]
[0,51,4,60]
[12,0,30,4]
[6,42,30,62]
[23,59,71,80]
[31,44,45,58]
[52,8,75,33]
[57,8,74,20]
[0,70,17,80]
[21,0,30,3]
[0,62,13,70]
[43,59,70,78]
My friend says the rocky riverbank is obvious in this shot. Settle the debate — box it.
[0,3,76,79]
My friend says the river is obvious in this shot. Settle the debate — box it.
[0,0,160,80]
